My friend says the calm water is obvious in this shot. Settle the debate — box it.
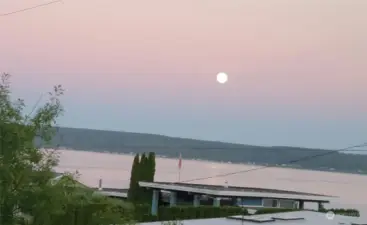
[54,149,367,219]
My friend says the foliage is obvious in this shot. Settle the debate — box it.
[318,208,360,217]
[128,152,156,203]
[0,73,133,225]
[128,153,140,202]
[254,208,298,215]
[133,204,246,222]
[147,152,156,182]
[253,207,360,217]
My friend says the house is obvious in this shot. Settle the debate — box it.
[139,210,365,225]
[138,181,336,216]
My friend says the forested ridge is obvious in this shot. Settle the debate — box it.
[39,127,367,174]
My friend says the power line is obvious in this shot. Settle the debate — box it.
[180,142,367,183]
[0,0,62,17]
[49,144,367,152]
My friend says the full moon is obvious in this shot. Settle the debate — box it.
[216,72,228,84]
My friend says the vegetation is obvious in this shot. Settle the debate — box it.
[254,207,360,217]
[253,208,299,215]
[128,152,156,204]
[133,204,246,222]
[0,73,133,225]
[132,204,360,222]
[319,208,360,217]
[38,127,367,174]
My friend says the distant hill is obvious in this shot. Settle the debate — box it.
[38,127,367,174]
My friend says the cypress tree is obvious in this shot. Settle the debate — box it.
[140,153,148,181]
[128,153,140,202]
[128,152,157,203]
[147,152,156,182]
[138,153,148,202]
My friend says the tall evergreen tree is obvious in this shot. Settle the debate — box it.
[147,152,156,182]
[128,152,156,203]
[127,153,140,202]
[138,153,148,202]
[140,153,148,181]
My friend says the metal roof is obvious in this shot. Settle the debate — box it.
[139,181,335,202]
[139,211,365,225]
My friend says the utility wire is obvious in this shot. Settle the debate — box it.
[0,0,62,17]
[180,142,367,183]
[51,144,367,152]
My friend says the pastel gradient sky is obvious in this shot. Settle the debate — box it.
[1,0,366,149]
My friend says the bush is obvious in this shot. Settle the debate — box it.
[133,204,158,222]
[254,208,298,215]
[319,208,360,217]
[133,205,246,222]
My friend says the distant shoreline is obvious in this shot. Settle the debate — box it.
[54,148,367,177]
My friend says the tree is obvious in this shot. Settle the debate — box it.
[128,153,140,203]
[147,152,156,182]
[138,153,150,203]
[143,152,156,203]
[140,153,148,181]
[0,73,133,225]
[127,152,157,204]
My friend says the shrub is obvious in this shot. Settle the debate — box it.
[254,208,298,215]
[133,205,246,222]
[319,208,360,217]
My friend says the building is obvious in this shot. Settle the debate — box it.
[139,181,335,216]
[139,210,365,225]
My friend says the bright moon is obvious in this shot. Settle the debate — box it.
[216,72,228,84]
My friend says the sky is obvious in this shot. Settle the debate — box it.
[0,0,366,149]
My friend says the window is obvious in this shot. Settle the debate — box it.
[262,199,279,208]
[271,199,278,208]
[279,200,295,209]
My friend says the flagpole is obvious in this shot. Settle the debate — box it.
[178,168,181,182]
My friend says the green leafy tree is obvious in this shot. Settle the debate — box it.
[0,73,134,225]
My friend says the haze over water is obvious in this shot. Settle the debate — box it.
[55,150,367,220]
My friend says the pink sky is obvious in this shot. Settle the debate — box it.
[1,0,366,148]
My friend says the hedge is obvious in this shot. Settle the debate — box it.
[254,208,298,215]
[133,204,247,222]
[131,205,360,222]
[318,208,360,217]
[255,208,360,217]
